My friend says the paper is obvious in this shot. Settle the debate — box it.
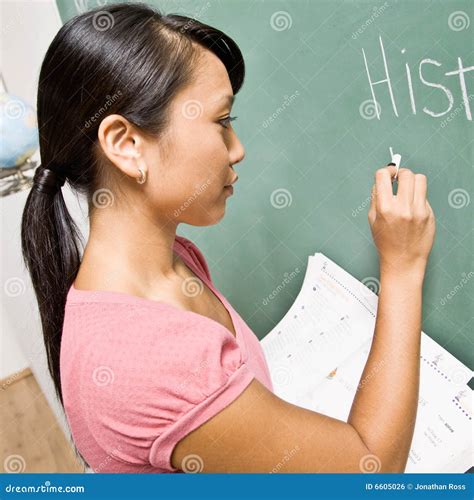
[261,253,473,473]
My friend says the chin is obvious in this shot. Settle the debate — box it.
[184,208,226,227]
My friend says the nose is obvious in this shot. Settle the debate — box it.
[229,130,245,166]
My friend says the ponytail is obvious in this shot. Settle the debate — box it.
[21,166,82,404]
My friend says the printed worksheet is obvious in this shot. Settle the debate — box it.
[261,253,473,473]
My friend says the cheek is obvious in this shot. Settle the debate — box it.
[183,136,228,190]
[150,123,229,214]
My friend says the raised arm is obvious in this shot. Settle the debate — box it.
[171,165,436,473]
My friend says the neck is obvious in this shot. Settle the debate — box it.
[79,205,182,292]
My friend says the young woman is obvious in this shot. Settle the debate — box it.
[21,3,435,473]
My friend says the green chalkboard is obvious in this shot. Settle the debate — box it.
[56,0,473,369]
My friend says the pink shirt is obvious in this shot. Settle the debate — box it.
[60,235,273,473]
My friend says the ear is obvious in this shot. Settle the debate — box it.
[97,114,146,181]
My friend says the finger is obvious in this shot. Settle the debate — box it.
[368,184,376,222]
[374,165,397,209]
[426,198,435,218]
[396,167,415,205]
[413,174,427,212]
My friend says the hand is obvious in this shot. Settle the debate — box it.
[368,165,436,276]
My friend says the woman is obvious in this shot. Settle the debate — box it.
[21,3,435,473]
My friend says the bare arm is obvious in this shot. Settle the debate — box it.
[349,165,435,471]
[171,165,435,473]
[348,266,424,472]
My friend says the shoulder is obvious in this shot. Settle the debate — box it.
[60,297,254,471]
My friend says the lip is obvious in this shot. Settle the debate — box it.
[225,175,238,187]
[224,185,234,195]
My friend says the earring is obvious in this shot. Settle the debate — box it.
[136,167,147,184]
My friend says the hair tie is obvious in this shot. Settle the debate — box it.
[32,164,66,195]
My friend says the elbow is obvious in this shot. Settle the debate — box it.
[358,449,407,473]
[351,426,408,473]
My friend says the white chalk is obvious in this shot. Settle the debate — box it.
[389,146,401,180]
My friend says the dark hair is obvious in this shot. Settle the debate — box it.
[21,2,245,409]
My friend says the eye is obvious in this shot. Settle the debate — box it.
[219,115,238,129]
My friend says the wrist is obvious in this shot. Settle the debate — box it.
[380,261,426,285]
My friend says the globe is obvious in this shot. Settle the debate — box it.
[0,92,39,169]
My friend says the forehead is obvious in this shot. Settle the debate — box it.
[178,48,234,109]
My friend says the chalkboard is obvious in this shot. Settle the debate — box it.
[56,0,473,369]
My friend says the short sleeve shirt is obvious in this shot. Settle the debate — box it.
[60,235,273,473]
